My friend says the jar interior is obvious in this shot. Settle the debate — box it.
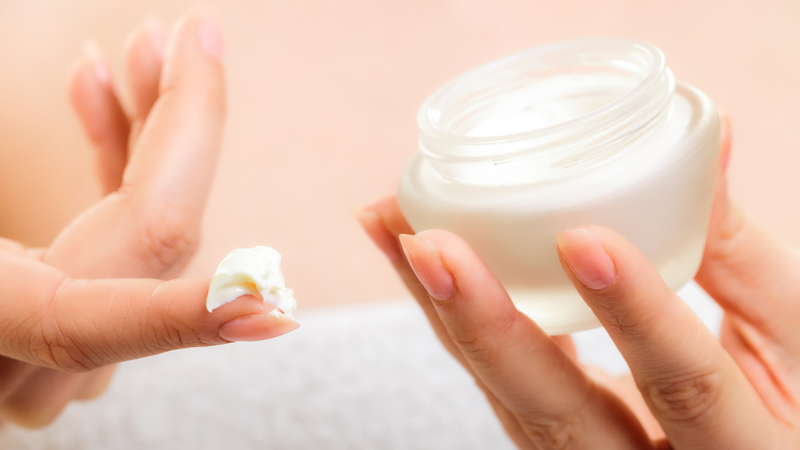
[417,39,673,186]
[435,59,647,138]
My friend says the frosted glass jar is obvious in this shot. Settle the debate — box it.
[397,38,719,335]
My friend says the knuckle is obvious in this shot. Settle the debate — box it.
[35,317,99,373]
[449,309,518,370]
[516,412,582,450]
[26,281,107,373]
[140,287,208,353]
[142,314,204,353]
[454,332,500,367]
[601,298,660,340]
[640,367,723,424]
[136,207,198,274]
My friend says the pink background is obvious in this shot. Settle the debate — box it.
[1,0,798,309]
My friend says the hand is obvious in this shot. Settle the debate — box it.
[359,116,800,449]
[0,8,298,429]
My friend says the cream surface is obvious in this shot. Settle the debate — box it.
[206,246,296,317]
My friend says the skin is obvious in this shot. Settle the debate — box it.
[0,8,297,429]
[359,115,800,449]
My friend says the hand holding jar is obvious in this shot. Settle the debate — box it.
[359,117,800,448]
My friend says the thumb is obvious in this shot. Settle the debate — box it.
[0,252,298,373]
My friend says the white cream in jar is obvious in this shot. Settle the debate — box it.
[398,38,719,334]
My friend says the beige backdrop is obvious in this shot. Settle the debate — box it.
[1,0,798,309]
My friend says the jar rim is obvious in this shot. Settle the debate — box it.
[418,37,670,145]
[416,37,676,185]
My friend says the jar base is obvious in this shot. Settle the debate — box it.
[509,287,602,335]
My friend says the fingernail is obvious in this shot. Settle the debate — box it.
[143,16,168,60]
[219,313,299,342]
[399,234,454,301]
[355,209,402,262]
[83,41,111,86]
[557,229,617,290]
[197,7,223,61]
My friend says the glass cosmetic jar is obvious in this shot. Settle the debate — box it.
[397,38,719,334]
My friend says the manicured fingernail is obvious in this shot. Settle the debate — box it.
[399,234,454,301]
[557,229,617,290]
[83,41,111,86]
[197,7,223,61]
[219,313,299,342]
[355,209,402,262]
[143,16,168,60]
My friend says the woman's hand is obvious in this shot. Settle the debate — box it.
[359,116,800,448]
[0,8,298,429]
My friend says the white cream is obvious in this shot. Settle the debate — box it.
[206,246,296,318]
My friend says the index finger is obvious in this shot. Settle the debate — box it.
[557,226,778,449]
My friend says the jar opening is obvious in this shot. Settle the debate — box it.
[418,38,674,185]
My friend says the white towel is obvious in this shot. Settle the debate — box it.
[0,282,720,449]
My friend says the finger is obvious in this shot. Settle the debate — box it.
[45,8,227,279]
[696,113,800,338]
[358,201,542,448]
[357,197,468,367]
[0,368,84,429]
[557,226,778,448]
[552,335,577,362]
[401,230,650,449]
[123,16,168,144]
[120,7,225,229]
[585,370,665,442]
[0,358,37,404]
[476,380,537,450]
[68,42,130,195]
[0,252,298,372]
[75,365,117,400]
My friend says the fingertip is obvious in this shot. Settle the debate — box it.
[556,228,617,291]
[166,6,224,63]
[363,196,416,237]
[362,195,398,214]
[83,41,112,86]
[65,42,130,194]
[399,233,455,301]
[414,229,499,298]
[195,5,224,61]
[67,43,109,111]
[143,16,168,61]
[355,209,403,262]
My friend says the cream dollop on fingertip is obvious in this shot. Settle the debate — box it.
[206,246,297,317]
